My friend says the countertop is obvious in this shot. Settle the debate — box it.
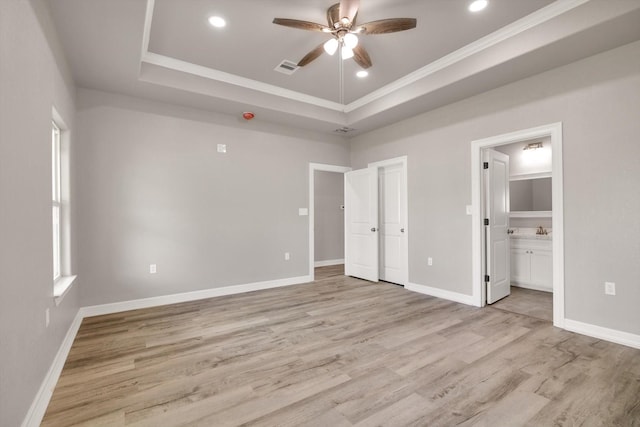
[509,234,552,241]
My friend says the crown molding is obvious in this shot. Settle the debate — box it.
[343,0,591,113]
[139,0,591,118]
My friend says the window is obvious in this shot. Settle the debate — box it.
[51,110,76,303]
[52,121,61,281]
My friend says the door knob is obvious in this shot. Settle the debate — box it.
[371,227,377,232]
[400,228,405,233]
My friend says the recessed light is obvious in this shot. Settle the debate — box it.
[208,16,226,28]
[469,0,488,12]
[356,70,369,78]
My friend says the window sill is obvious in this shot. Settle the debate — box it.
[54,275,77,306]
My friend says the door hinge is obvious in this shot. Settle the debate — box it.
[484,218,489,226]
[483,162,489,169]
[484,275,490,282]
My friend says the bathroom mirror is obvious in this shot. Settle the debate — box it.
[510,177,552,212]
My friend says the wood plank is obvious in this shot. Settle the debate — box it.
[41,271,640,426]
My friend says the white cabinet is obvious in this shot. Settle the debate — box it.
[510,238,552,292]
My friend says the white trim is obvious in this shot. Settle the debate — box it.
[139,0,588,113]
[141,0,155,64]
[314,259,345,267]
[345,0,590,112]
[21,311,83,427]
[510,171,552,181]
[564,319,640,350]
[511,283,552,293]
[53,275,77,306]
[80,275,311,318]
[142,52,345,112]
[406,282,476,306]
[510,211,552,218]
[471,122,565,326]
[367,156,409,287]
[309,163,352,281]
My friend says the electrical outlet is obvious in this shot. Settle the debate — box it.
[150,264,157,274]
[605,282,616,295]
[428,257,433,266]
[284,252,290,261]
[45,308,50,328]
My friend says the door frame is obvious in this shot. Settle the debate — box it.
[368,156,409,286]
[471,123,565,328]
[308,163,352,281]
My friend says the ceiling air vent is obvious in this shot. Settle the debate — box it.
[274,60,299,75]
[334,126,356,134]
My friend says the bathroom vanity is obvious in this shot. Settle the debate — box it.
[510,235,552,292]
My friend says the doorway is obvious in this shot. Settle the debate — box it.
[343,156,408,286]
[471,123,565,328]
[308,163,351,281]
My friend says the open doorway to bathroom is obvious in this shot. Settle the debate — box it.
[489,138,553,321]
[471,123,565,328]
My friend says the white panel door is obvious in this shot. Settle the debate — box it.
[485,149,510,304]
[379,164,405,284]
[345,168,379,282]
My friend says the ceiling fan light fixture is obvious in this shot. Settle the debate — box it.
[469,0,488,12]
[356,70,369,78]
[208,16,226,28]
[343,33,358,49]
[341,46,354,60]
[324,38,339,55]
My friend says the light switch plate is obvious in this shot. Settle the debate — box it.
[605,282,616,295]
[466,205,472,215]
[217,144,227,153]
[299,208,308,216]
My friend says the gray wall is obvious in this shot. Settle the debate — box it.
[0,1,80,425]
[314,171,345,263]
[350,41,640,335]
[76,89,349,306]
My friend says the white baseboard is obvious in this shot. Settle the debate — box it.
[512,282,552,293]
[80,275,312,318]
[314,259,344,267]
[21,311,84,427]
[406,282,475,306]
[564,319,640,350]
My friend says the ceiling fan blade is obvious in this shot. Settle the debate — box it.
[327,3,340,28]
[272,18,330,32]
[339,0,360,25]
[358,18,417,35]
[353,44,372,69]
[297,43,326,67]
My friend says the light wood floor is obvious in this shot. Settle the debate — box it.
[491,286,553,322]
[42,267,640,426]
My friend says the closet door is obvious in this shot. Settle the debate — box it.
[379,163,405,285]
[344,168,379,282]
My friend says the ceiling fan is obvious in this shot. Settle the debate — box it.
[273,0,417,69]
